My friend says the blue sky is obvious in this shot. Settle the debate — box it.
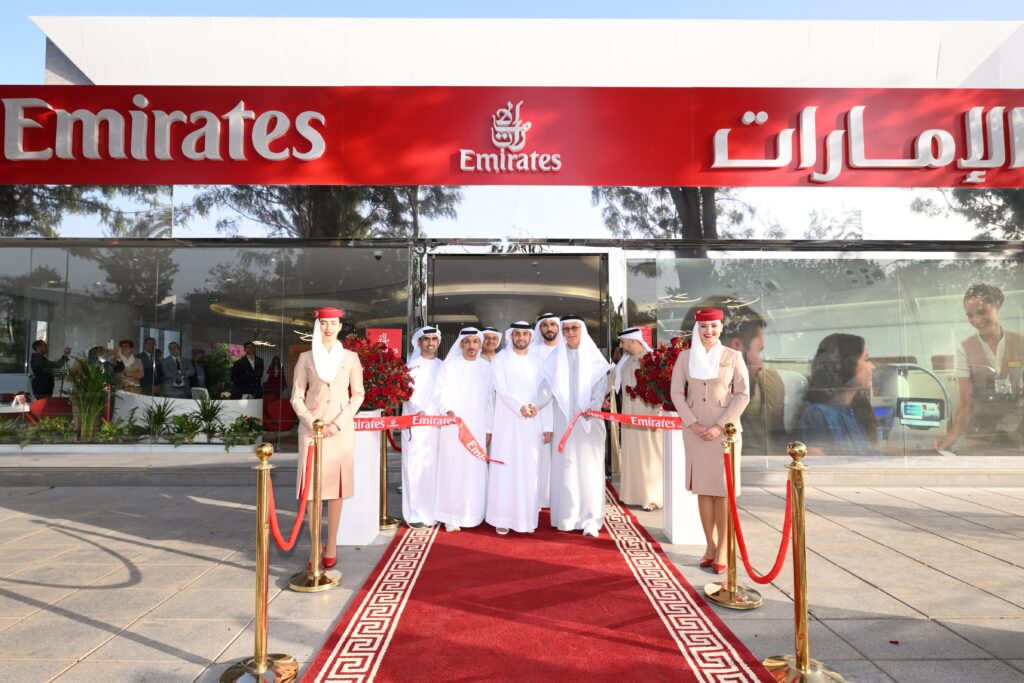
[2,0,1023,84]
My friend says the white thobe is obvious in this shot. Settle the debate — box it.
[435,357,493,528]
[401,356,443,526]
[619,353,664,508]
[533,342,558,508]
[486,351,545,533]
[539,349,609,533]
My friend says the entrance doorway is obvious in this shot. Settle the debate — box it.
[427,254,609,356]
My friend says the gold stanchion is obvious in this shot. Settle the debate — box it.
[704,423,764,610]
[379,425,400,529]
[289,420,341,592]
[763,442,844,683]
[220,443,298,683]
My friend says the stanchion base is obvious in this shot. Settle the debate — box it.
[703,581,764,610]
[220,654,299,682]
[379,516,401,530]
[763,654,844,682]
[287,569,342,593]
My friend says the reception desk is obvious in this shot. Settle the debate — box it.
[112,392,262,423]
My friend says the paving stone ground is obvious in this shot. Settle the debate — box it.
[1,456,1023,682]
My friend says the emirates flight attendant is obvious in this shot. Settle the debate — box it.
[290,307,365,570]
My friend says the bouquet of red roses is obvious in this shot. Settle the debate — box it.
[624,336,690,411]
[342,335,414,415]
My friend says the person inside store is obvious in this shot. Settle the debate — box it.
[263,355,288,401]
[230,342,264,399]
[160,341,195,398]
[934,283,1023,454]
[290,307,365,571]
[136,336,162,396]
[797,333,879,456]
[29,340,71,398]
[114,339,144,393]
[670,308,750,574]
[191,349,208,391]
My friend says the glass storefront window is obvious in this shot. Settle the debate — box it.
[624,250,1024,459]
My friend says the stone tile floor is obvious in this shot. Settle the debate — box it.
[0,474,1022,682]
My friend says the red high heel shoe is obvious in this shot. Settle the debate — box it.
[713,563,727,574]
[699,558,714,568]
[322,555,337,569]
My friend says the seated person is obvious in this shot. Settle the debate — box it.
[797,333,880,456]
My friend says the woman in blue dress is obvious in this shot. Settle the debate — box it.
[798,333,879,456]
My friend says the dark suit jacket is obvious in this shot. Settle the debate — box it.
[30,352,67,398]
[136,351,162,394]
[230,355,264,398]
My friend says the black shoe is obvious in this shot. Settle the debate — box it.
[407,521,426,529]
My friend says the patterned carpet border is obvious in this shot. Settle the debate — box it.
[303,524,438,683]
[603,484,773,683]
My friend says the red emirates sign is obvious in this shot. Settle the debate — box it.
[2,85,1023,187]
[366,328,403,359]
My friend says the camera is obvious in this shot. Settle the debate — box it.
[373,250,383,261]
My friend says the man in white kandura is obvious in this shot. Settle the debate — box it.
[537,315,613,537]
[480,327,502,362]
[401,326,443,529]
[616,327,664,511]
[530,312,561,508]
[436,327,494,532]
[486,322,546,535]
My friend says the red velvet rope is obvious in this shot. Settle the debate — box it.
[267,443,316,552]
[722,451,793,585]
[386,429,401,452]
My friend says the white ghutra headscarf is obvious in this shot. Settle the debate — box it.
[530,312,562,349]
[409,325,440,362]
[543,316,613,431]
[502,321,533,354]
[614,327,652,393]
[444,327,482,364]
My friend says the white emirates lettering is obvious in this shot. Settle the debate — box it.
[459,148,562,173]
[2,95,326,162]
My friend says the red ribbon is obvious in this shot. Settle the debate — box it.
[267,443,317,552]
[723,451,793,585]
[557,410,683,452]
[353,414,501,464]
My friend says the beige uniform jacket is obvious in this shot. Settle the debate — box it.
[290,349,366,500]
[669,346,750,497]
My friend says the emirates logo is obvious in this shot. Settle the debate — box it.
[459,100,561,174]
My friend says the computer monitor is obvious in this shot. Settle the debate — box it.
[896,397,945,428]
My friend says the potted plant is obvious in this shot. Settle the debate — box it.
[95,408,142,444]
[142,398,176,443]
[169,413,202,446]
[220,415,265,451]
[0,417,25,445]
[66,354,116,442]
[204,343,244,397]
[193,397,226,442]
[22,416,76,447]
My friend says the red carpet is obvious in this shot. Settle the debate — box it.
[304,486,773,682]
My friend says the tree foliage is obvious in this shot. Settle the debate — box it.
[590,186,783,240]
[0,185,171,237]
[188,185,463,238]
[911,189,1024,239]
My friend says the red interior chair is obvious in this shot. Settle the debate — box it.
[262,398,297,433]
[27,397,73,425]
